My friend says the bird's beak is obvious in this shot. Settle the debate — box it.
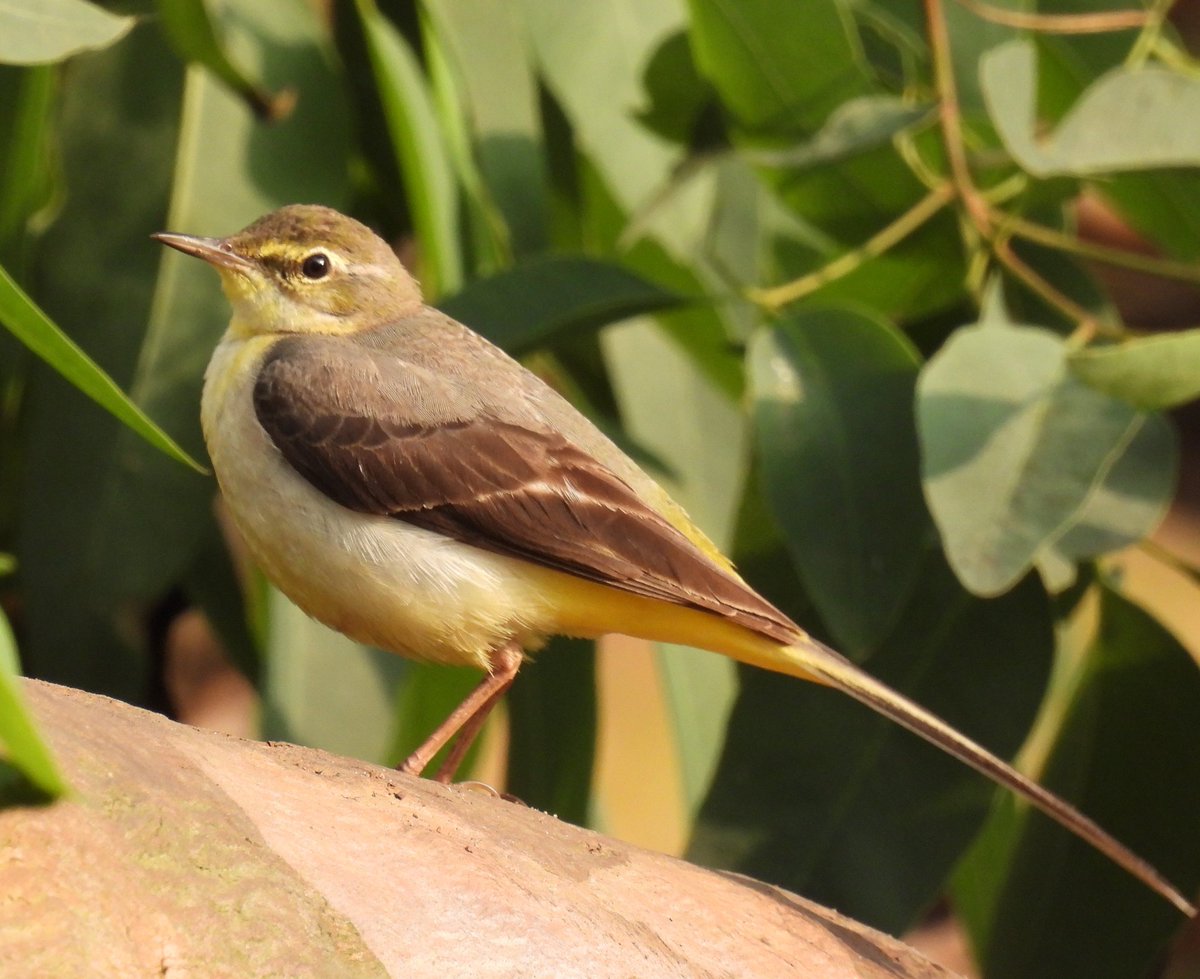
[152,232,256,275]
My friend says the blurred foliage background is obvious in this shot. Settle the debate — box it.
[4,0,1200,975]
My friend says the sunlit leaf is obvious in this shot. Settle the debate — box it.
[1070,330,1200,411]
[0,0,133,65]
[917,322,1144,596]
[354,0,461,297]
[0,610,67,798]
[985,40,1200,176]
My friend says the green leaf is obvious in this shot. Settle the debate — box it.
[0,65,55,259]
[420,0,549,259]
[634,30,719,146]
[506,636,595,824]
[686,0,872,138]
[154,0,289,119]
[354,0,461,297]
[1070,330,1200,411]
[985,40,1200,176]
[520,0,707,257]
[0,0,133,65]
[746,97,933,170]
[691,558,1054,933]
[748,308,929,655]
[955,586,1200,978]
[438,256,684,356]
[0,610,67,798]
[917,322,1145,597]
[0,261,201,472]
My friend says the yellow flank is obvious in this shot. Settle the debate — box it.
[521,562,822,683]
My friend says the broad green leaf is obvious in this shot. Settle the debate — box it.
[182,526,261,685]
[1070,330,1200,411]
[749,308,929,656]
[917,322,1144,597]
[0,610,67,797]
[691,557,1054,933]
[0,0,133,65]
[507,636,596,824]
[955,586,1200,978]
[102,0,347,595]
[985,40,1200,176]
[154,0,289,119]
[686,0,872,138]
[438,256,684,356]
[0,262,201,471]
[355,0,461,297]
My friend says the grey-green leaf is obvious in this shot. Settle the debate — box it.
[0,0,133,66]
[746,97,933,170]
[1069,330,1200,411]
[984,40,1200,176]
[918,322,1143,596]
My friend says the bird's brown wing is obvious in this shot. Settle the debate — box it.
[252,334,799,644]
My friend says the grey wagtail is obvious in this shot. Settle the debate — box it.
[154,204,1194,915]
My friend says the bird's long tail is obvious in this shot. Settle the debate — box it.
[742,632,1196,916]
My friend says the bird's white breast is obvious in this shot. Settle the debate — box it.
[200,333,556,669]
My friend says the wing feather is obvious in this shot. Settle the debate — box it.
[253,334,799,644]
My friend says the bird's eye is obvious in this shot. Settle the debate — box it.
[300,252,331,280]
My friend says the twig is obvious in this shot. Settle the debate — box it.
[746,183,955,312]
[1006,214,1200,286]
[955,0,1150,33]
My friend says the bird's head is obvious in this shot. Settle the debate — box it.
[153,204,423,337]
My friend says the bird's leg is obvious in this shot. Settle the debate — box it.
[398,641,522,783]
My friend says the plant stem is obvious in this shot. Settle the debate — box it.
[1006,213,1200,286]
[955,0,1149,33]
[746,183,954,312]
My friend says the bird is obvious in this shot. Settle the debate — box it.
[154,203,1194,916]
